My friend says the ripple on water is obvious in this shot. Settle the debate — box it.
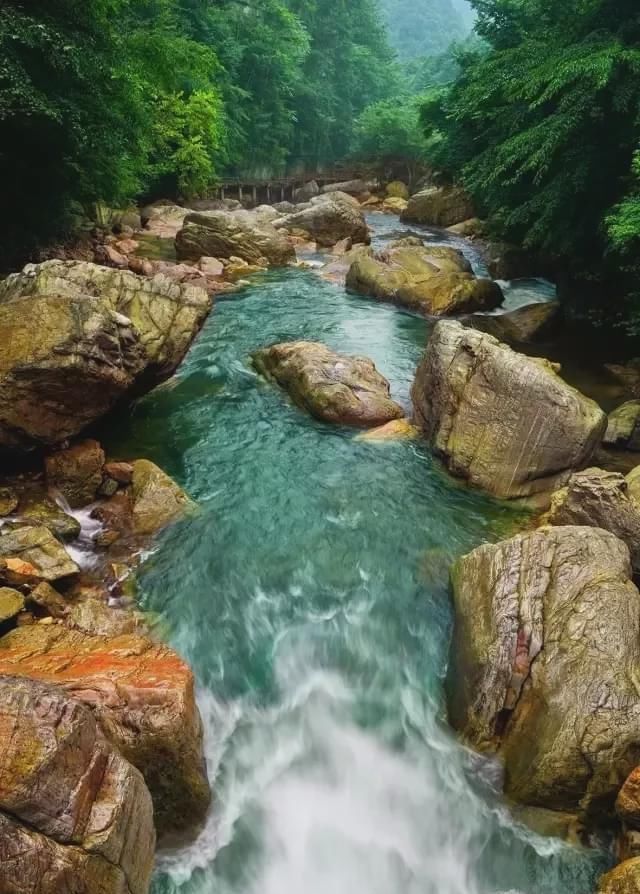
[101,222,604,894]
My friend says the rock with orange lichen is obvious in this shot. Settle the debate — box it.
[0,623,211,838]
[0,674,155,894]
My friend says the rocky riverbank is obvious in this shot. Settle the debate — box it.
[2,176,639,893]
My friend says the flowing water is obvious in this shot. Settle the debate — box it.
[103,215,606,894]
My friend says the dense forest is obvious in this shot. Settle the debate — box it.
[1,0,638,330]
[422,0,640,330]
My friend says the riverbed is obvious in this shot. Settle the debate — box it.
[103,215,607,894]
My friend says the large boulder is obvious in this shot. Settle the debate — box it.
[141,201,189,238]
[605,401,640,451]
[0,675,155,894]
[544,468,640,573]
[0,260,212,447]
[175,209,295,266]
[485,242,541,281]
[253,341,404,428]
[449,526,640,820]
[386,181,410,200]
[275,192,369,247]
[411,321,606,498]
[0,623,211,838]
[346,244,502,316]
[401,186,474,227]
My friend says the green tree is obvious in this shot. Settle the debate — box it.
[420,0,640,327]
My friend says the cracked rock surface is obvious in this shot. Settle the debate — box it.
[0,260,212,447]
[449,525,640,820]
[253,341,404,428]
[411,321,606,498]
[0,675,155,894]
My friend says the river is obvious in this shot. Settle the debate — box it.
[103,214,606,894]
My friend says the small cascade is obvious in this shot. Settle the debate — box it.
[51,492,104,570]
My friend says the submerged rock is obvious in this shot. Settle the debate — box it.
[346,244,502,316]
[401,186,474,227]
[411,321,606,498]
[605,401,640,451]
[0,526,79,581]
[175,209,295,266]
[45,439,105,509]
[0,260,212,447]
[0,624,211,838]
[450,526,640,819]
[544,468,640,573]
[275,192,369,247]
[253,341,404,428]
[0,675,155,894]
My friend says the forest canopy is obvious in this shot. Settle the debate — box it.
[420,0,640,327]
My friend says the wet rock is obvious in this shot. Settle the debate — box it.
[320,244,374,285]
[605,360,640,398]
[17,491,81,542]
[0,260,212,447]
[486,242,540,281]
[0,624,211,838]
[0,487,18,517]
[618,767,640,830]
[103,461,134,485]
[0,526,79,581]
[253,341,404,428]
[386,181,409,200]
[322,179,371,197]
[26,581,68,618]
[0,675,155,894]
[98,477,119,498]
[142,201,189,238]
[630,466,640,505]
[198,256,225,277]
[275,192,370,247]
[599,858,640,894]
[412,321,606,498]
[130,459,195,536]
[0,587,25,622]
[176,210,295,266]
[544,468,640,572]
[605,402,640,451]
[45,439,105,508]
[449,525,640,818]
[382,196,408,214]
[401,186,474,227]
[461,301,561,344]
[67,597,142,637]
[293,180,320,203]
[447,218,486,238]
[346,244,502,316]
[356,418,419,441]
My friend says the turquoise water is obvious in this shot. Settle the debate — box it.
[104,222,604,894]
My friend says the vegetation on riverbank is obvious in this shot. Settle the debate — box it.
[419,0,640,330]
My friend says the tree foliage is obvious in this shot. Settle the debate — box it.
[421,0,640,327]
